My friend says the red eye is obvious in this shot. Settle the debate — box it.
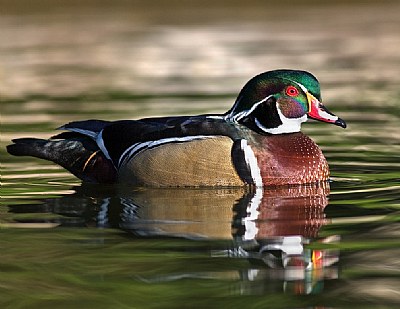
[286,86,299,97]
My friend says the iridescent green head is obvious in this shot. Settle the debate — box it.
[225,69,346,134]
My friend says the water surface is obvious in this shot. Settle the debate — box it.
[1,1,400,308]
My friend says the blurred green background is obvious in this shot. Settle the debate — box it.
[1,0,400,308]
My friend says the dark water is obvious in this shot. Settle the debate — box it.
[1,1,400,308]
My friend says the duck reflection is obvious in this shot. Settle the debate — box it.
[8,182,339,295]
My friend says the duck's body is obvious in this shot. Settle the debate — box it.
[7,70,345,187]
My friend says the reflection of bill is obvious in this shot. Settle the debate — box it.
[227,235,340,295]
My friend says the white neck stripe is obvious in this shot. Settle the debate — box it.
[240,139,263,187]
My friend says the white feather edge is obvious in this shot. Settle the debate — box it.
[96,130,113,162]
[117,135,219,168]
[61,127,98,139]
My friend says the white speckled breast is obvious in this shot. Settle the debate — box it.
[252,132,329,186]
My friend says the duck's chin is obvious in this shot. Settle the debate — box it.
[255,113,307,135]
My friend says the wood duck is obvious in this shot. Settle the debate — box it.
[7,69,346,187]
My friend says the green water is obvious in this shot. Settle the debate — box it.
[1,1,400,308]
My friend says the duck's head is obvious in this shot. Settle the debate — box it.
[225,69,346,134]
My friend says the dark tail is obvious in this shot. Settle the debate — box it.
[7,136,117,183]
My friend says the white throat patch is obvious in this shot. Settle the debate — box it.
[255,106,307,134]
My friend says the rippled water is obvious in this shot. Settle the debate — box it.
[1,1,400,308]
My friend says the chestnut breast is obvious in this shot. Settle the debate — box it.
[251,132,329,186]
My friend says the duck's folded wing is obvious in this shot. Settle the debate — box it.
[57,115,238,171]
[90,115,236,167]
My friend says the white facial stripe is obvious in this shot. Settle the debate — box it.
[227,80,318,134]
[240,139,263,187]
[254,81,309,134]
[226,95,274,122]
[293,81,308,94]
